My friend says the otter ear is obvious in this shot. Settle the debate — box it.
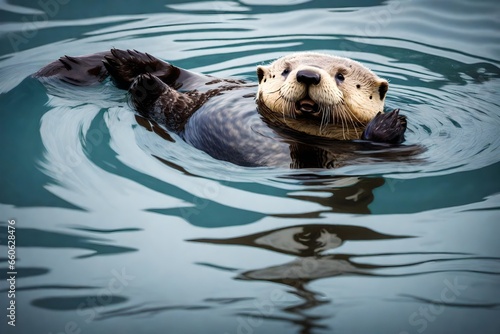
[257,65,269,84]
[378,80,389,100]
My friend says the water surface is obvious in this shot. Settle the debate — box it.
[1,0,499,333]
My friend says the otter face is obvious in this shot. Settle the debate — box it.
[256,52,389,139]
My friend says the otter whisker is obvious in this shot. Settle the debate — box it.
[344,108,359,138]
[337,107,348,140]
[265,87,282,95]
[345,106,363,127]
[289,100,296,119]
[275,89,289,123]
[319,108,325,134]
[340,108,352,139]
[318,106,325,134]
[331,99,351,139]
[343,109,354,139]
[277,87,296,120]
[319,105,329,134]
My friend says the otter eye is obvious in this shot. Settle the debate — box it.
[335,73,345,82]
[282,68,290,76]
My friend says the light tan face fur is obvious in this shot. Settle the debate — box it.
[257,52,389,139]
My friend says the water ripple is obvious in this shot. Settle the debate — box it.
[0,2,499,332]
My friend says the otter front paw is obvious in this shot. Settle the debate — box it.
[129,73,196,133]
[129,73,168,113]
[361,109,407,144]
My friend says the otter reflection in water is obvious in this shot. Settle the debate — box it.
[191,224,412,333]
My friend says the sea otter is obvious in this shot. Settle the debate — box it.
[34,49,413,168]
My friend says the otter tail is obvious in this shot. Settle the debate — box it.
[33,48,181,90]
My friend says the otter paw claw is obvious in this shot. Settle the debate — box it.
[361,109,407,144]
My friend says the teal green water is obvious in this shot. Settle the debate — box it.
[1,0,500,333]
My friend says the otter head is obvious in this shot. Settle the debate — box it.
[256,52,389,139]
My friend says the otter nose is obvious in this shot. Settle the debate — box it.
[296,70,321,85]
